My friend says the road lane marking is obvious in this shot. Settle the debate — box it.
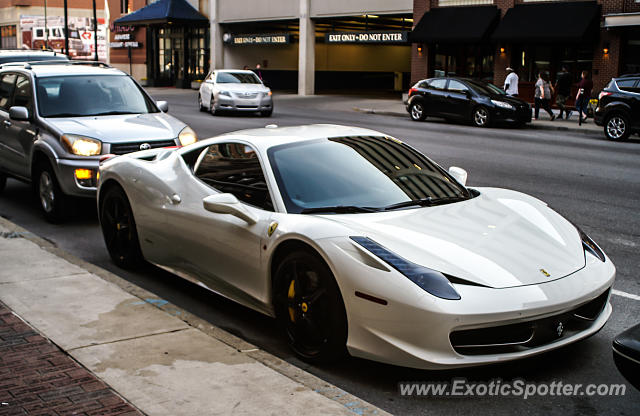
[612,289,640,301]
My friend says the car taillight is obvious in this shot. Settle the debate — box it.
[409,87,418,97]
[598,91,612,100]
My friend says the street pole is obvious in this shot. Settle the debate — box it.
[63,0,69,55]
[92,0,98,61]
[44,0,48,49]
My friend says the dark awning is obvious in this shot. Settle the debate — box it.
[409,6,500,43]
[492,1,600,43]
[114,0,209,26]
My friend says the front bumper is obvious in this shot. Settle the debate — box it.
[216,93,273,112]
[492,105,532,124]
[55,158,99,197]
[318,238,615,369]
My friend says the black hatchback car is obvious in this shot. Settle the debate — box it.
[406,77,531,127]
[594,74,640,141]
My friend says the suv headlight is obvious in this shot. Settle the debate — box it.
[350,236,461,300]
[491,100,515,110]
[61,134,102,156]
[178,126,197,146]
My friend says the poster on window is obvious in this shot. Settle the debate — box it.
[19,15,107,60]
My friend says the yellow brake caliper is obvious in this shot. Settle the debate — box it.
[287,280,296,322]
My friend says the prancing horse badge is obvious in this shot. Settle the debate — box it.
[268,221,278,237]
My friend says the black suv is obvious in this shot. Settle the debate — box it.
[595,74,640,141]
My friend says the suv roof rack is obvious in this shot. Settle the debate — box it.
[0,60,111,70]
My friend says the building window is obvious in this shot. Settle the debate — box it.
[0,25,17,49]
[438,0,493,6]
[121,0,132,14]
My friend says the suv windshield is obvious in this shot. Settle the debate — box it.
[36,75,157,117]
[268,136,471,214]
[216,72,261,84]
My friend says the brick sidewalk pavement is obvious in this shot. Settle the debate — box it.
[0,302,141,416]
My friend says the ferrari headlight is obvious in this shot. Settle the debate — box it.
[61,134,102,156]
[491,100,515,110]
[577,227,605,262]
[178,126,197,147]
[350,236,461,300]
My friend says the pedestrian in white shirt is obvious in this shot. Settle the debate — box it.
[503,67,519,97]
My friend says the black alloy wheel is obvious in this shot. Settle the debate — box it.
[409,102,426,121]
[198,94,206,112]
[604,114,630,141]
[273,250,348,363]
[472,106,490,127]
[35,161,68,223]
[100,185,144,269]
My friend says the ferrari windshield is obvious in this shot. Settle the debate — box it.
[36,75,157,117]
[268,136,471,214]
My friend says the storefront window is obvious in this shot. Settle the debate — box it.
[514,45,592,83]
[621,35,640,74]
[433,44,493,80]
[153,26,208,87]
[0,25,17,49]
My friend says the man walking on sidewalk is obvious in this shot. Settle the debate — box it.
[554,66,572,119]
[503,67,519,97]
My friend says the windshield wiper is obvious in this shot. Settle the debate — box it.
[383,195,469,211]
[45,112,85,118]
[300,205,380,214]
[90,111,140,116]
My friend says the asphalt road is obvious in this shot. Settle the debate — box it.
[1,90,639,415]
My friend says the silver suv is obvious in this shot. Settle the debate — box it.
[0,62,197,222]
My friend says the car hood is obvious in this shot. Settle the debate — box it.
[490,94,528,107]
[44,112,186,143]
[325,187,585,289]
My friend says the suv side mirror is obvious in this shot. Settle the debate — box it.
[156,101,169,112]
[9,106,29,121]
[203,193,258,225]
[448,166,468,186]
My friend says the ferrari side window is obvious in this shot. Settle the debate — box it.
[194,142,274,211]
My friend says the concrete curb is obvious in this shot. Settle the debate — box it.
[353,107,601,136]
[0,216,390,416]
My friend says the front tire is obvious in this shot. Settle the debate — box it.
[209,97,217,116]
[260,108,273,117]
[409,101,426,121]
[604,114,630,141]
[273,250,348,363]
[472,106,490,127]
[35,161,68,223]
[100,185,144,269]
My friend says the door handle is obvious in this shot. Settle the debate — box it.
[2,120,10,127]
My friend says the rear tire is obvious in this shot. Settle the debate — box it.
[604,114,630,141]
[409,102,426,121]
[472,106,490,127]
[273,250,348,363]
[34,161,68,223]
[99,185,144,269]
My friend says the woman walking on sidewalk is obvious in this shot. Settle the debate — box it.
[575,70,593,125]
[534,72,555,121]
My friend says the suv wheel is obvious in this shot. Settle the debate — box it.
[409,102,426,121]
[35,161,68,223]
[604,114,630,141]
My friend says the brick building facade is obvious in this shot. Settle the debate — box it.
[411,0,640,102]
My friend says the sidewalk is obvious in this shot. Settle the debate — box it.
[0,218,388,416]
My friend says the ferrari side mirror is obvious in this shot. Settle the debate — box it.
[448,166,468,186]
[203,193,258,225]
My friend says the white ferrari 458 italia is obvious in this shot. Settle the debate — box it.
[97,124,615,369]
